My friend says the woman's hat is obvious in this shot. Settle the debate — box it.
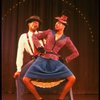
[25,16,42,25]
[55,15,68,25]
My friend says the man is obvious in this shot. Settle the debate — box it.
[22,15,79,100]
[13,16,43,100]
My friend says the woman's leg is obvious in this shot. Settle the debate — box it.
[23,77,43,100]
[58,75,76,99]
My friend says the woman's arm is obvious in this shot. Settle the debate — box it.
[65,37,79,63]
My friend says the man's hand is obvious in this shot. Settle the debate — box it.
[13,72,21,79]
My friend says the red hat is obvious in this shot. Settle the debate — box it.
[55,15,68,25]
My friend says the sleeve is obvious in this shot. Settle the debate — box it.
[65,37,79,63]
[16,35,25,72]
[32,29,52,48]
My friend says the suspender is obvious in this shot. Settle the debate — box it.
[26,33,34,55]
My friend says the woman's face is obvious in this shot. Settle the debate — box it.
[55,21,65,31]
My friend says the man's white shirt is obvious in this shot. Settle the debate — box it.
[16,31,43,72]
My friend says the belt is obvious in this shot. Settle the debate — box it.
[44,51,61,57]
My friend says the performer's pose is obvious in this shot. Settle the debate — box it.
[13,16,44,100]
[23,15,79,100]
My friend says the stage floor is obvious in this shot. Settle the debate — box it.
[2,93,99,100]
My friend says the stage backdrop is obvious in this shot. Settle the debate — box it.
[2,0,99,95]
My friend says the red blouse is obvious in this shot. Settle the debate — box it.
[32,29,79,63]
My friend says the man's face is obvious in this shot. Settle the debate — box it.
[55,21,65,31]
[28,21,39,31]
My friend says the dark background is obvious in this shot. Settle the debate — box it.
[2,0,99,95]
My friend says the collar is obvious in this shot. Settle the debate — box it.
[28,30,38,37]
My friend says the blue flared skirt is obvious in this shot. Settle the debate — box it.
[24,56,73,80]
